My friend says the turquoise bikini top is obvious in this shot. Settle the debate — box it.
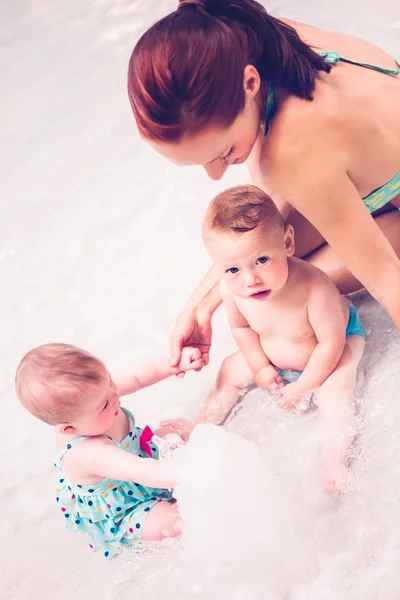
[264,50,400,212]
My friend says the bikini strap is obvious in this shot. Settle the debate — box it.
[317,50,400,76]
[264,81,277,136]
[264,49,398,140]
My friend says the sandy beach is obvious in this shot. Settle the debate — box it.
[1,0,400,598]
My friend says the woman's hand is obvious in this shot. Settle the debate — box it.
[170,308,213,377]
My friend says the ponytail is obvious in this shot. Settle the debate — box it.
[128,0,330,142]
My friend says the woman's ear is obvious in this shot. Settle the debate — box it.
[243,64,261,101]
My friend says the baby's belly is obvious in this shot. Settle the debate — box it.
[261,337,317,371]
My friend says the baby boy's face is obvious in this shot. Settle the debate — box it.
[204,222,292,301]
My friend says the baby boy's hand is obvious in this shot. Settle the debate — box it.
[255,365,284,392]
[177,346,204,373]
[277,383,306,409]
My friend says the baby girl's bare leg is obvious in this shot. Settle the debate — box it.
[317,335,365,494]
[197,351,255,425]
[141,500,182,541]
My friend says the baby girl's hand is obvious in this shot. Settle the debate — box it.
[255,365,284,392]
[159,418,194,442]
[276,383,306,409]
[177,346,204,373]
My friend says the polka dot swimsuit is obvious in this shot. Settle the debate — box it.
[53,408,172,559]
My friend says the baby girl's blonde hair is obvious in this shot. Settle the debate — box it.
[15,343,106,425]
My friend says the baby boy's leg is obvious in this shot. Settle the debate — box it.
[196,351,255,425]
[317,335,365,494]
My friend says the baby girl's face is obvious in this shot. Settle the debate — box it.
[205,222,293,301]
[71,370,121,436]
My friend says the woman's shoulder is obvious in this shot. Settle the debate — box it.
[259,87,343,181]
[281,17,397,72]
[256,92,351,218]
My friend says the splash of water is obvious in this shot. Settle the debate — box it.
[173,424,319,597]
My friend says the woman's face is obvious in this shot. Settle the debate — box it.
[147,66,262,181]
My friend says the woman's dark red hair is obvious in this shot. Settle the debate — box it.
[128,0,331,142]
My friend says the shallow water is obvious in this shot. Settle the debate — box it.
[1,1,400,598]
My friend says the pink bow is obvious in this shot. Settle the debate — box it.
[140,425,154,457]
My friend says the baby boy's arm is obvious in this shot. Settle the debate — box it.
[291,283,347,393]
[221,282,271,375]
[115,348,203,396]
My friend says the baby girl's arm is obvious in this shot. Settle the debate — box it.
[78,437,178,488]
[115,348,203,396]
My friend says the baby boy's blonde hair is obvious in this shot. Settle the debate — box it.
[203,184,284,235]
[15,343,106,425]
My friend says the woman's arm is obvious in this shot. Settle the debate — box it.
[170,264,223,368]
[183,263,222,314]
[268,148,400,327]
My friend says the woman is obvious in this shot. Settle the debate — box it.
[128,0,400,368]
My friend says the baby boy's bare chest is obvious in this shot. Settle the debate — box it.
[236,299,312,341]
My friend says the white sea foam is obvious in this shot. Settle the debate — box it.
[174,424,317,596]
